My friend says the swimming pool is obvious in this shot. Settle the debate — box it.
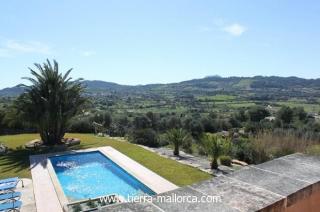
[49,151,155,201]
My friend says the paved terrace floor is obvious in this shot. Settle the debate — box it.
[17,178,36,212]
[101,153,320,212]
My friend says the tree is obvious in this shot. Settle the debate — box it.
[130,128,159,147]
[93,112,112,128]
[229,115,241,128]
[201,134,226,169]
[201,117,218,133]
[166,128,190,156]
[248,106,270,122]
[235,108,248,122]
[189,120,204,138]
[277,106,294,124]
[167,116,181,129]
[16,60,87,145]
[146,111,159,130]
[292,107,307,121]
[133,115,151,129]
[0,110,5,131]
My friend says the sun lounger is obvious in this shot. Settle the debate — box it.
[0,178,19,185]
[0,178,23,189]
[0,184,17,193]
[0,192,21,202]
[0,200,22,212]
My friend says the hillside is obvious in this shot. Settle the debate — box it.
[0,84,26,97]
[1,76,320,101]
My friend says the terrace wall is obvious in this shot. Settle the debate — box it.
[103,153,320,212]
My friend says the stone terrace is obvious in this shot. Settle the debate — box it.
[100,153,320,212]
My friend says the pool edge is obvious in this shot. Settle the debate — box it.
[30,146,179,212]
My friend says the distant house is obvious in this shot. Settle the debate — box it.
[307,112,318,119]
[238,129,246,135]
[265,116,276,121]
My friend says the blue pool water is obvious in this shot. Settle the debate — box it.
[49,151,155,201]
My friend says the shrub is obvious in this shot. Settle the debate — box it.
[219,155,232,166]
[108,123,126,137]
[277,106,293,124]
[69,118,94,133]
[245,122,263,133]
[229,116,241,128]
[166,128,191,156]
[248,106,270,122]
[201,117,218,133]
[93,112,112,128]
[251,130,319,163]
[217,118,232,131]
[231,138,255,164]
[197,144,207,156]
[158,134,169,147]
[182,135,193,154]
[129,128,159,147]
[189,120,204,138]
[200,134,227,169]
[306,145,320,156]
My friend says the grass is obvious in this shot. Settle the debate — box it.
[275,101,320,113]
[214,101,256,108]
[306,145,320,156]
[197,95,236,102]
[0,133,211,186]
[251,131,319,163]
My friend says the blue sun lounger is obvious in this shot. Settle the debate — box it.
[0,178,19,185]
[0,192,21,202]
[0,200,22,212]
[0,184,17,193]
[0,178,23,190]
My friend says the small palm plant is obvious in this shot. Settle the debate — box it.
[201,134,226,169]
[166,128,190,156]
[16,59,87,145]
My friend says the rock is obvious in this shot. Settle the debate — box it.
[63,138,81,146]
[0,143,8,155]
[25,139,43,149]
[232,159,248,166]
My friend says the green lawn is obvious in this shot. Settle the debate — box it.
[0,133,211,186]
[197,95,236,101]
[276,101,320,113]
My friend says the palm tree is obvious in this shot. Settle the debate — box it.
[201,134,225,169]
[16,59,87,145]
[166,128,190,156]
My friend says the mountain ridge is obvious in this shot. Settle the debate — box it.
[1,76,320,97]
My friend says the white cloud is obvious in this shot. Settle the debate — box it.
[80,50,96,57]
[198,20,247,37]
[5,40,51,54]
[223,23,247,36]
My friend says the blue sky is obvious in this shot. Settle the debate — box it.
[0,0,319,88]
